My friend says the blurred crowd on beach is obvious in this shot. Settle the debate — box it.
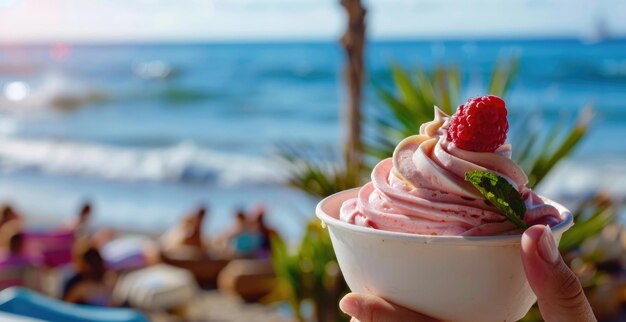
[0,199,280,319]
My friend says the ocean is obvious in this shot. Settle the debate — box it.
[0,39,625,240]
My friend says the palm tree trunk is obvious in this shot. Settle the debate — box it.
[340,0,366,176]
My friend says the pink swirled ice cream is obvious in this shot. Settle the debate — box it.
[340,96,563,236]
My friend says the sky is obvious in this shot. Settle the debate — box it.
[0,0,625,43]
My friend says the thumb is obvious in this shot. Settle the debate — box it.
[339,293,438,322]
[521,225,596,322]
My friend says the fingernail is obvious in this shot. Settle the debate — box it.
[538,225,559,264]
[339,296,360,316]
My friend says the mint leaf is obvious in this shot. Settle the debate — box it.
[465,170,528,230]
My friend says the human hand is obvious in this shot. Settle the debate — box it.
[339,225,596,322]
[339,292,438,322]
[520,225,595,322]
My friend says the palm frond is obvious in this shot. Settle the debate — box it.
[367,60,518,161]
[270,222,349,322]
[488,58,519,97]
[559,193,618,251]
[275,142,361,198]
[511,108,593,188]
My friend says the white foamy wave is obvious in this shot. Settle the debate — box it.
[0,138,284,185]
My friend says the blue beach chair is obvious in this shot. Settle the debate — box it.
[0,287,148,322]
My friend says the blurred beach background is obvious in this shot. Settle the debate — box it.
[1,0,626,321]
[1,40,625,241]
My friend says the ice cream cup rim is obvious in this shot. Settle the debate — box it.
[316,187,574,246]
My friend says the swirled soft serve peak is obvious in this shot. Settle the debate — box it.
[340,95,563,236]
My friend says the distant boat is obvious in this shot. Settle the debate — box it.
[133,60,175,80]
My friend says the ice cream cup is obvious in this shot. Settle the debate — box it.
[316,188,574,322]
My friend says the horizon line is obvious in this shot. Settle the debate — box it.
[1,35,625,47]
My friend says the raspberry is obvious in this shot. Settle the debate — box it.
[447,95,508,152]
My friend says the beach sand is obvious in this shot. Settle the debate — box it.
[149,290,291,322]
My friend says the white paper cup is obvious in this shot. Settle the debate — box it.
[316,188,574,322]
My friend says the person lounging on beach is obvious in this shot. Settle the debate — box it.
[214,209,262,259]
[0,205,23,232]
[214,205,278,260]
[160,205,208,251]
[216,205,279,302]
[249,205,277,260]
[64,202,93,239]
[0,222,41,290]
[158,205,234,288]
[62,241,115,306]
[0,223,41,267]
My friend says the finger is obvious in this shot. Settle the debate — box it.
[339,293,438,322]
[521,225,596,322]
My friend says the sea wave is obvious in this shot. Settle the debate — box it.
[0,138,283,185]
